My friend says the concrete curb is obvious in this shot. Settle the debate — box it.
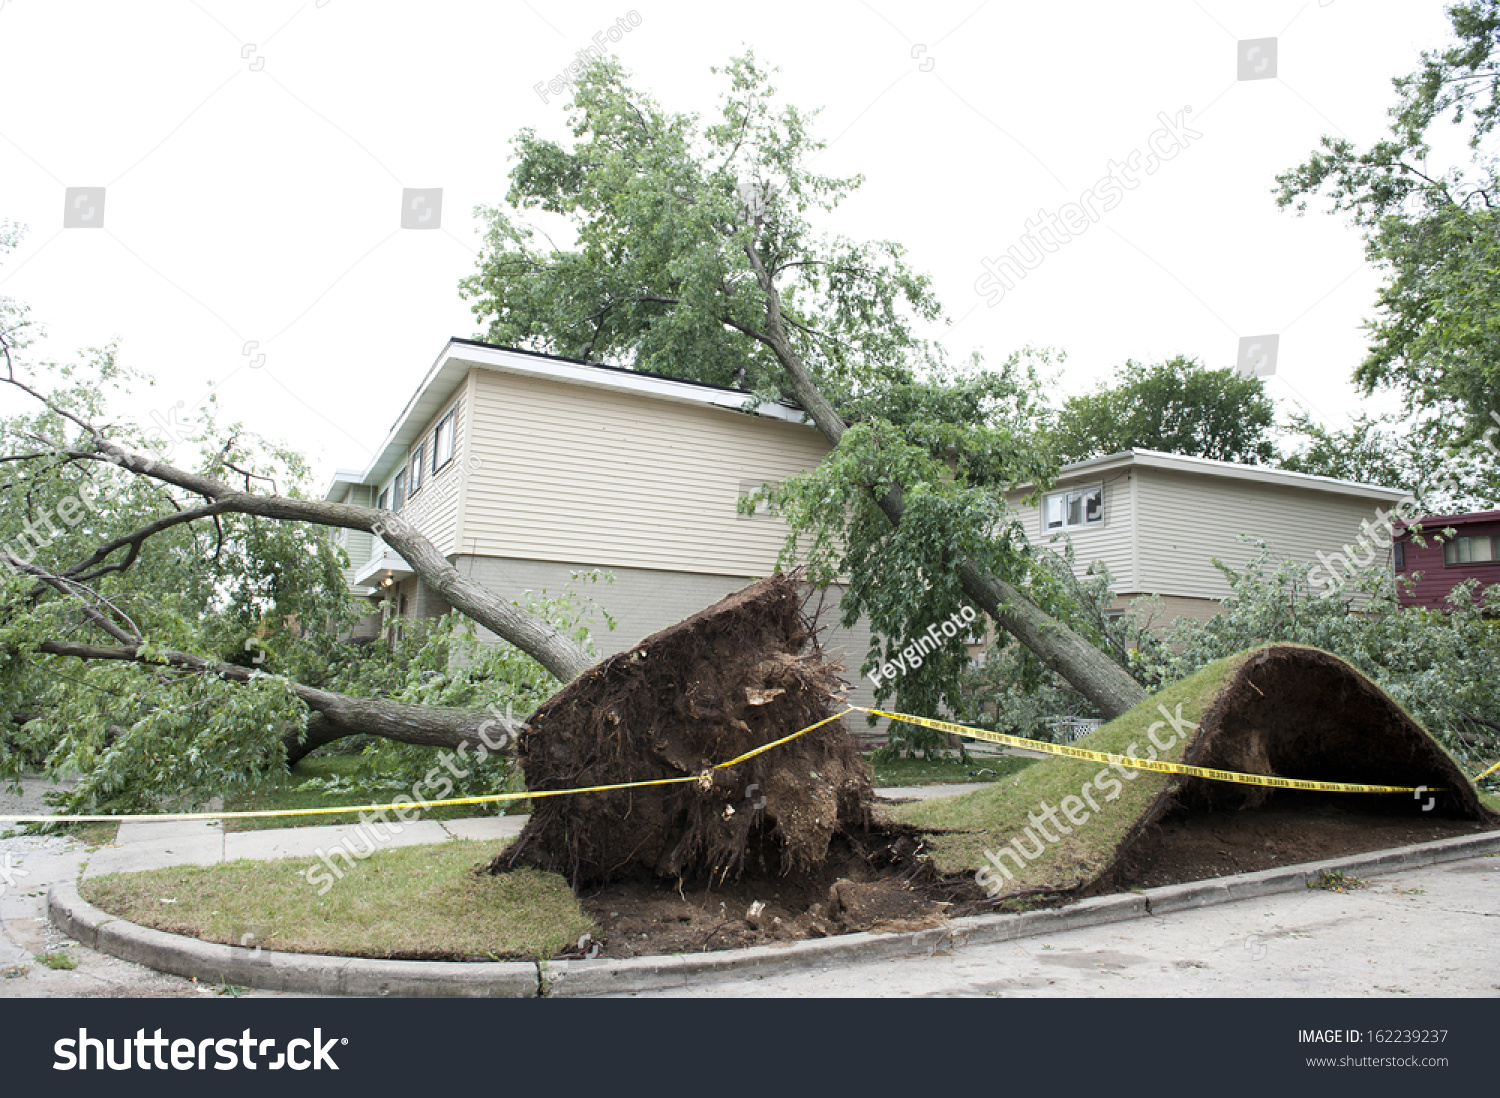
[48,882,538,997]
[51,829,1500,997]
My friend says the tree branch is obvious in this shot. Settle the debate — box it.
[33,639,526,756]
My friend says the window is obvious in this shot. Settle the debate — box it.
[377,488,389,511]
[1393,540,1405,571]
[408,443,424,496]
[391,469,406,513]
[1443,535,1499,565]
[434,409,456,469]
[1043,485,1104,531]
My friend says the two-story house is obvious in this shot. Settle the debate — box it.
[325,337,880,708]
[1006,449,1411,622]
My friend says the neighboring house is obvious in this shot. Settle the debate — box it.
[325,337,880,711]
[1393,510,1500,611]
[1008,450,1410,623]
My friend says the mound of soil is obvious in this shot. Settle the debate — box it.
[574,826,951,959]
[1169,647,1488,819]
[491,574,872,886]
[557,797,1493,958]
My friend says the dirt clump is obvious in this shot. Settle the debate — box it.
[575,827,955,958]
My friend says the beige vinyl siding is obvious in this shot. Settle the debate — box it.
[1132,467,1394,599]
[458,369,830,576]
[328,484,375,587]
[1008,472,1136,589]
[457,555,882,714]
[401,388,467,557]
[1108,592,1223,626]
[342,528,374,578]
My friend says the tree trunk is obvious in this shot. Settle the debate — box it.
[740,251,1148,718]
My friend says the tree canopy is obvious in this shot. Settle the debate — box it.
[1049,355,1278,466]
[1276,0,1500,447]
[460,52,1151,745]
[461,52,939,404]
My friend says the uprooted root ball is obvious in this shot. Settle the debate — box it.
[489,574,872,886]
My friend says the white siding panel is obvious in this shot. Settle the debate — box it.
[1132,467,1395,598]
[459,370,831,576]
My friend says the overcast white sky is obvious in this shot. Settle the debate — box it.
[0,0,1459,488]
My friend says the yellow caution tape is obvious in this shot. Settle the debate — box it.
[0,710,849,824]
[0,701,1467,825]
[855,707,1443,795]
[1473,758,1500,783]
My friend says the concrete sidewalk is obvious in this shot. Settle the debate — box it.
[85,815,526,878]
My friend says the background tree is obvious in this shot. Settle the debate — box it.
[1049,355,1277,465]
[1279,407,1498,511]
[1276,0,1500,450]
[0,223,623,813]
[462,53,1148,734]
[1277,410,1416,488]
[0,345,615,813]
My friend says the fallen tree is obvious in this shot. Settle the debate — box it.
[0,344,572,776]
[31,641,511,762]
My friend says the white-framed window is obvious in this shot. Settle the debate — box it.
[434,409,456,469]
[408,443,425,496]
[1443,535,1499,565]
[1043,484,1104,531]
[391,469,406,513]
[377,488,389,511]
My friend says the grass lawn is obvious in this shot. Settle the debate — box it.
[81,840,594,962]
[221,755,526,832]
[868,754,1034,787]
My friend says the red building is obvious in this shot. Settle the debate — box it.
[1394,510,1500,610]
